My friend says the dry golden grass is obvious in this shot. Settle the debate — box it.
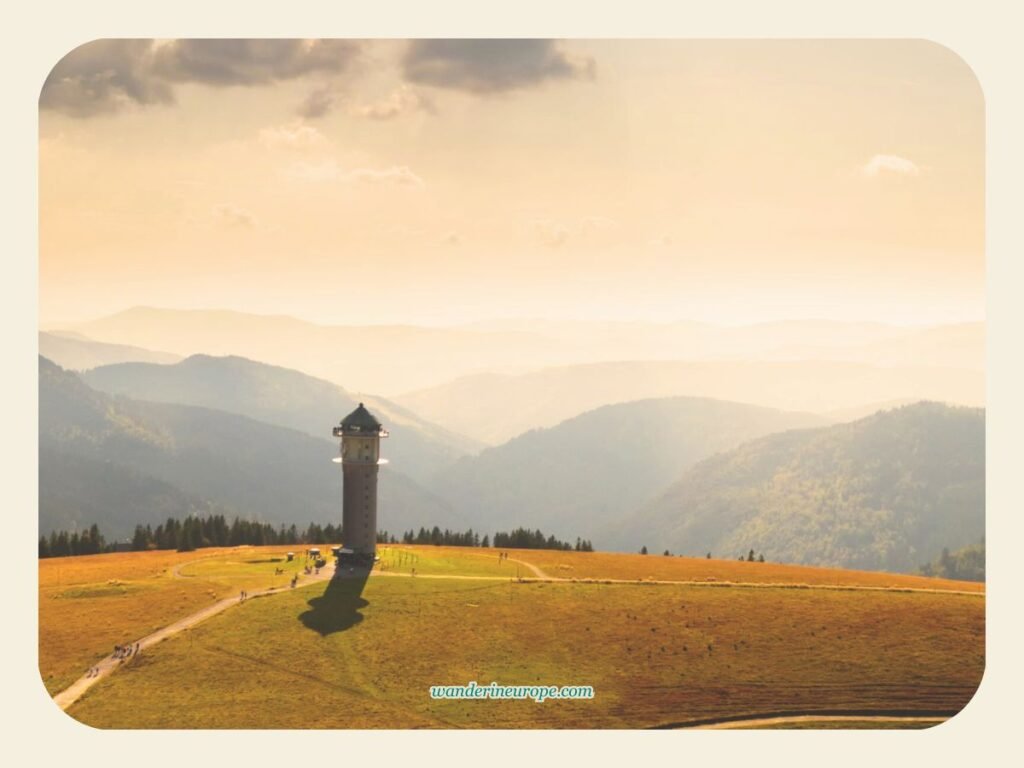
[510,548,985,593]
[39,546,322,695]
[66,574,984,729]
[45,545,982,729]
[41,545,985,699]
[375,545,513,577]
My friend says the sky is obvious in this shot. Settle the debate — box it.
[39,39,985,328]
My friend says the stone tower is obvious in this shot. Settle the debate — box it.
[332,403,388,558]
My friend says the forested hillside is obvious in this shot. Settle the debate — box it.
[613,403,984,572]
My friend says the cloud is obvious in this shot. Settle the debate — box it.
[288,160,424,187]
[532,220,569,248]
[862,154,921,178]
[298,84,435,121]
[349,86,435,120]
[214,204,256,228]
[151,39,361,86]
[41,40,173,118]
[287,159,344,182]
[580,215,620,234]
[402,39,594,94]
[527,216,616,248]
[258,120,328,150]
[298,87,337,119]
[42,39,363,118]
[347,166,424,186]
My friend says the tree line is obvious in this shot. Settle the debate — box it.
[42,515,355,557]
[40,518,596,558]
[492,528,593,552]
[400,527,487,547]
[919,539,985,582]
[39,524,106,558]
[398,525,592,551]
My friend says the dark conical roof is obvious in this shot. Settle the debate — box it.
[340,402,382,431]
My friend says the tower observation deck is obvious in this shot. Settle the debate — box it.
[332,403,388,558]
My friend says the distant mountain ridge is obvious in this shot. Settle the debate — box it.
[39,356,985,576]
[610,402,984,572]
[39,331,181,370]
[67,307,984,396]
[39,357,461,540]
[397,359,984,445]
[82,354,480,483]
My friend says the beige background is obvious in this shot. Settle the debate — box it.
[5,0,1021,764]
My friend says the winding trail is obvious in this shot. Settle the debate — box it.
[506,555,548,579]
[53,565,338,711]
[450,549,550,579]
[53,553,982,711]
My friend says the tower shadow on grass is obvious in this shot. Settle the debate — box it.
[299,569,371,636]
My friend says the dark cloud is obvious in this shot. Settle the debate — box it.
[41,39,363,118]
[152,39,361,86]
[402,39,594,94]
[297,87,337,119]
[40,40,173,118]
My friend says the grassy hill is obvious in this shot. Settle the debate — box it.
[426,397,825,542]
[396,359,984,445]
[82,354,480,483]
[44,545,984,728]
[39,357,461,540]
[39,331,181,370]
[612,403,984,572]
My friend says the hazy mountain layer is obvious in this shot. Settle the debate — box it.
[65,307,983,396]
[39,331,181,370]
[611,403,984,572]
[82,354,479,483]
[398,360,984,444]
[425,397,825,542]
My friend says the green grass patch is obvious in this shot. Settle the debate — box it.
[56,581,157,599]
